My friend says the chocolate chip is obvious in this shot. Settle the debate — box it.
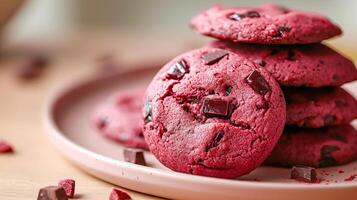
[228,10,260,21]
[37,186,68,200]
[319,145,340,167]
[58,179,75,198]
[110,188,132,200]
[203,50,228,65]
[246,11,261,18]
[245,71,271,96]
[167,60,188,79]
[123,149,146,166]
[206,132,224,151]
[278,6,291,14]
[323,115,336,126]
[287,50,295,61]
[255,60,266,67]
[272,26,291,38]
[143,101,152,123]
[291,166,318,183]
[224,85,233,96]
[202,97,231,118]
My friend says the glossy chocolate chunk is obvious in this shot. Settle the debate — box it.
[245,71,271,95]
[229,10,260,21]
[167,60,188,79]
[143,101,152,123]
[291,166,318,183]
[37,186,68,200]
[203,50,228,65]
[202,97,230,118]
[123,149,146,166]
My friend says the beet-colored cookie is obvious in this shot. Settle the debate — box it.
[267,125,357,168]
[143,47,286,178]
[285,87,357,128]
[191,3,342,44]
[92,90,148,150]
[209,41,357,87]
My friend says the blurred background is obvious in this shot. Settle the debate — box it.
[2,0,357,51]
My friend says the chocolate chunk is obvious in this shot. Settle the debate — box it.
[203,50,228,65]
[224,85,233,96]
[58,179,75,198]
[37,186,68,200]
[202,97,230,118]
[255,60,266,67]
[319,145,340,167]
[287,50,295,61]
[143,101,152,123]
[0,140,13,153]
[246,11,261,18]
[123,149,146,166]
[167,60,188,79]
[206,132,224,151]
[279,26,292,33]
[245,71,271,95]
[110,188,132,200]
[273,26,291,38]
[323,115,336,126]
[228,10,260,21]
[291,166,318,183]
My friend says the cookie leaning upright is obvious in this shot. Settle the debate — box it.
[190,3,342,44]
[143,47,286,178]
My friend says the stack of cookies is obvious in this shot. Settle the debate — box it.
[93,3,357,179]
[190,3,357,169]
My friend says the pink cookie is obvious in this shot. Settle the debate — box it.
[267,125,357,168]
[143,47,286,178]
[285,87,357,128]
[92,91,148,150]
[191,3,342,44]
[209,41,357,87]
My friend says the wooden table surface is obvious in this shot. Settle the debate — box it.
[0,32,356,200]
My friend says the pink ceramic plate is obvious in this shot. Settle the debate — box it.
[43,65,357,200]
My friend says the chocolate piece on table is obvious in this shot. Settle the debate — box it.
[37,186,68,200]
[291,166,318,183]
[123,149,146,166]
[58,179,75,198]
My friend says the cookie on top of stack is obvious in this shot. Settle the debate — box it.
[191,3,357,168]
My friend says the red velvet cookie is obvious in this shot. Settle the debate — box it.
[209,41,357,87]
[92,90,148,150]
[285,87,357,128]
[191,3,342,44]
[267,125,357,168]
[143,47,286,178]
